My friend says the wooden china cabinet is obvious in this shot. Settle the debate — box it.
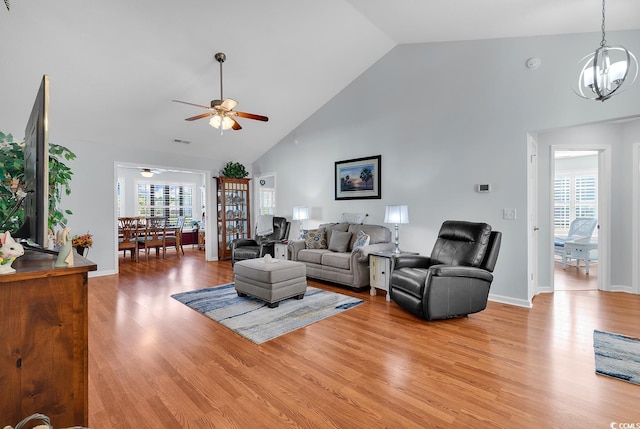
[216,177,251,260]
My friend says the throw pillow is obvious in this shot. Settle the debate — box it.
[328,230,352,253]
[304,228,327,249]
[352,230,370,249]
[341,213,367,224]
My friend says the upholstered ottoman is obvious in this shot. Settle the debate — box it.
[234,258,307,308]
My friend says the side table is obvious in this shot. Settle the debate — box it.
[274,241,289,260]
[370,251,418,301]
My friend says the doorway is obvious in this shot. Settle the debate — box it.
[114,162,210,265]
[552,150,599,290]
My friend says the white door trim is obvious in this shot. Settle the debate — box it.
[549,145,610,292]
[527,134,538,303]
[632,143,640,294]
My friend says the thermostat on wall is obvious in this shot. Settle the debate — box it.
[477,184,491,193]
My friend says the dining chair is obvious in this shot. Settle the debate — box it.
[164,216,185,257]
[138,217,166,261]
[118,217,141,262]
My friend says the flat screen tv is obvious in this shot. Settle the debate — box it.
[15,75,51,250]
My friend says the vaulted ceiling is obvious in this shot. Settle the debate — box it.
[2,0,639,163]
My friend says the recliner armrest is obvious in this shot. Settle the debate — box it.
[428,264,494,283]
[392,254,433,270]
[232,239,259,250]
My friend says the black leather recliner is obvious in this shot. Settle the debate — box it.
[231,216,290,265]
[389,220,501,320]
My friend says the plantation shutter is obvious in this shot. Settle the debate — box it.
[136,183,194,225]
[553,170,597,236]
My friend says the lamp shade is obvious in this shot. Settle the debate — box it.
[292,206,310,221]
[384,205,409,224]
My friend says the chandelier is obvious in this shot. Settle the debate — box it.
[573,0,638,102]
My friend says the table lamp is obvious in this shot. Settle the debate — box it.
[384,205,409,254]
[292,206,310,239]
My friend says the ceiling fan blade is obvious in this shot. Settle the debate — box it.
[185,112,215,121]
[233,111,269,122]
[172,99,213,110]
[220,98,238,111]
[231,118,242,130]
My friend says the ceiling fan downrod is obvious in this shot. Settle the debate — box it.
[215,52,226,102]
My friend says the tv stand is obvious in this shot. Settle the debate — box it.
[0,251,96,426]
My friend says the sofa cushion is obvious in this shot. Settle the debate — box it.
[328,230,352,252]
[304,228,327,249]
[321,252,351,270]
[297,248,331,264]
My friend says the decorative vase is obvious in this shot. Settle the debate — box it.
[75,246,85,256]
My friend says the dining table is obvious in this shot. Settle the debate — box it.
[118,217,184,259]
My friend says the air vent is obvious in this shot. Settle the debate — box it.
[173,138,191,144]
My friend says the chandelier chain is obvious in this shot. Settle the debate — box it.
[600,0,607,47]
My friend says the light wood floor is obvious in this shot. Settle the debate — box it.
[554,260,598,290]
[88,249,640,428]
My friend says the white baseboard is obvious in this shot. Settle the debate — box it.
[488,293,532,308]
[90,269,117,277]
[535,283,638,295]
[608,284,635,294]
[536,285,553,294]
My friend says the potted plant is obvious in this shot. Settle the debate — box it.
[71,232,93,256]
[219,161,249,179]
[0,131,76,232]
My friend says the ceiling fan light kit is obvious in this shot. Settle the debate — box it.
[140,168,154,178]
[572,0,638,102]
[210,114,235,130]
[173,52,268,133]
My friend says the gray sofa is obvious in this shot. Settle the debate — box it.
[288,222,394,290]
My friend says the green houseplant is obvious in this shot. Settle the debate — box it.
[0,131,76,233]
[219,161,249,179]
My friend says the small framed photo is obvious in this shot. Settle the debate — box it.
[334,155,381,200]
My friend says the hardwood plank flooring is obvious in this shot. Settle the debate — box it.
[87,249,640,428]
[554,259,598,290]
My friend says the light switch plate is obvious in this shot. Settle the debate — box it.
[503,208,517,220]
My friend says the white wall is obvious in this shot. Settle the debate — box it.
[253,31,640,306]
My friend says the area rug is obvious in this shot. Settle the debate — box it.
[593,330,640,386]
[171,283,364,344]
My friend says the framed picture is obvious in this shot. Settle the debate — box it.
[335,155,381,200]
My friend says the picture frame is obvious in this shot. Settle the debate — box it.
[335,155,381,200]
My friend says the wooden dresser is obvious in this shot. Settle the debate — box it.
[0,250,96,427]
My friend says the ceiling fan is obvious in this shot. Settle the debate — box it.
[172,52,268,132]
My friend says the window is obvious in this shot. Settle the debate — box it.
[136,183,194,225]
[554,170,597,236]
[258,188,276,215]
